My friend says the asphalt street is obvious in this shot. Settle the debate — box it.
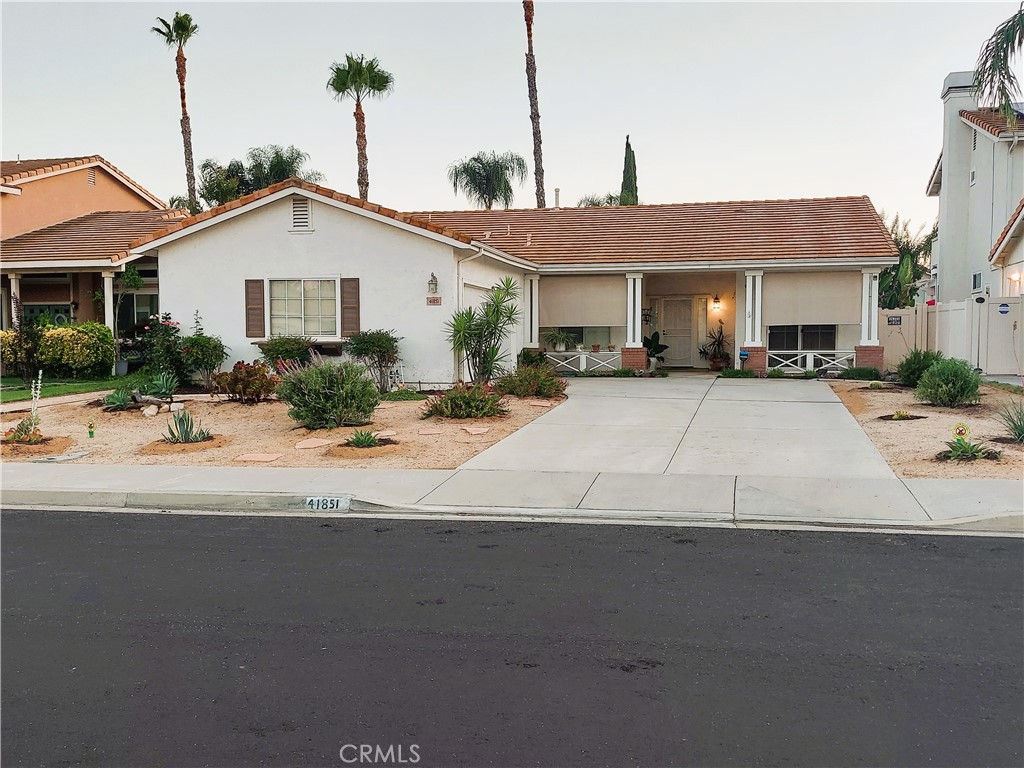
[2,510,1022,768]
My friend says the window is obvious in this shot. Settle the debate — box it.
[291,198,312,230]
[115,294,159,333]
[768,324,836,351]
[972,272,982,292]
[767,325,798,350]
[269,279,336,336]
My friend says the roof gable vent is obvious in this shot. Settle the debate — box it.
[87,168,97,186]
[291,197,312,230]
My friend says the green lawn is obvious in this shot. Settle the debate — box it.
[0,376,117,404]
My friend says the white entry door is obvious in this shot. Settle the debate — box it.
[660,298,693,366]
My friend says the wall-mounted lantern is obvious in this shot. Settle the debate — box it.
[712,294,721,311]
[427,273,438,294]
[641,306,654,325]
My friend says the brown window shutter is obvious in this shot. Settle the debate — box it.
[340,278,360,336]
[245,280,265,338]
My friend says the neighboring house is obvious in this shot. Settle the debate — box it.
[0,155,180,331]
[130,178,897,385]
[925,72,1024,302]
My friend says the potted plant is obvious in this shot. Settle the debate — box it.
[642,332,668,370]
[698,322,732,371]
[544,329,576,353]
[591,344,602,353]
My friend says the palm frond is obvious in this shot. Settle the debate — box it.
[327,53,395,103]
[974,4,1024,124]
[152,12,198,47]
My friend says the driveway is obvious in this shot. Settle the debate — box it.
[462,375,895,479]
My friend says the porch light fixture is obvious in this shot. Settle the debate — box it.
[712,294,721,311]
[641,306,654,325]
[427,273,438,294]
[1011,272,1021,283]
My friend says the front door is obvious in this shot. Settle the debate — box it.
[660,297,693,366]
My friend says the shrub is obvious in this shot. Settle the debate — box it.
[276,360,379,428]
[380,389,428,401]
[446,277,519,384]
[421,384,509,419]
[869,381,884,390]
[1,298,44,387]
[891,410,912,420]
[102,386,134,411]
[212,361,279,404]
[613,367,637,377]
[942,437,1000,462]
[766,368,785,378]
[142,372,179,401]
[181,316,229,391]
[34,322,115,379]
[342,329,401,393]
[493,366,567,398]
[345,429,380,448]
[842,367,881,381]
[141,313,191,382]
[260,335,315,366]
[720,367,756,378]
[517,349,547,368]
[915,358,981,407]
[896,349,943,387]
[996,400,1024,443]
[163,409,211,444]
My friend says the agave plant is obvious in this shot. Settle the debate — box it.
[163,409,211,444]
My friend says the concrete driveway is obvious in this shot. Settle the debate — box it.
[462,375,895,479]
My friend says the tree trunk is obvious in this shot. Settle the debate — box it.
[176,47,198,212]
[354,100,369,200]
[523,1,546,208]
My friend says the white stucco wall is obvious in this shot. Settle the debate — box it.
[459,254,527,374]
[155,194,488,386]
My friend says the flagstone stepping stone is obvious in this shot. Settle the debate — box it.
[234,453,282,463]
[526,400,555,407]
[462,427,490,435]
[418,428,443,436]
[295,438,333,450]
[372,430,397,438]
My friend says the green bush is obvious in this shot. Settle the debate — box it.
[260,335,315,367]
[35,322,115,379]
[493,366,567,398]
[380,389,428,401]
[517,349,547,368]
[345,429,380,448]
[141,313,191,382]
[342,329,401,393]
[766,368,786,378]
[996,400,1024,443]
[613,367,637,377]
[212,361,279,404]
[896,349,943,387]
[276,360,380,428]
[181,333,229,391]
[841,367,881,381]
[720,367,756,378]
[914,358,981,407]
[421,384,509,419]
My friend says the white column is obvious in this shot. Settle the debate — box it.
[102,271,115,333]
[861,269,880,345]
[744,270,763,346]
[9,274,20,327]
[625,272,644,347]
[525,274,540,348]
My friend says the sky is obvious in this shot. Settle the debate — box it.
[2,1,1021,228]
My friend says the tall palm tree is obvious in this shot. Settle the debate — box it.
[974,4,1024,125]
[152,12,200,212]
[523,1,546,208]
[327,54,395,200]
[447,151,528,210]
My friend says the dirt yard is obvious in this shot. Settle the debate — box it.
[830,381,1024,479]
[0,395,562,469]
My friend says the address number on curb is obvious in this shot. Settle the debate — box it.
[304,497,348,511]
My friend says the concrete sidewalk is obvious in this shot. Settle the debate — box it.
[2,462,1020,535]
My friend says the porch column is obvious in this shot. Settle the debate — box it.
[744,270,763,346]
[625,272,644,347]
[9,274,20,327]
[524,274,540,348]
[860,269,880,345]
[102,271,115,333]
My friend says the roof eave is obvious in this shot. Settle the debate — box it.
[533,256,899,274]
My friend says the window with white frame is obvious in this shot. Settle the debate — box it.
[767,324,836,350]
[972,272,982,292]
[269,279,337,336]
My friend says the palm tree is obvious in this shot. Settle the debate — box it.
[523,1,546,208]
[577,192,620,207]
[152,12,200,212]
[877,213,938,309]
[974,4,1024,125]
[327,54,395,200]
[198,146,324,208]
[447,152,528,210]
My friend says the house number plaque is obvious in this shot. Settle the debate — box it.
[426,296,442,305]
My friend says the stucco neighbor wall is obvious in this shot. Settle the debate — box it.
[154,194,493,387]
[1,167,160,239]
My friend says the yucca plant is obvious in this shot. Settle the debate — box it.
[345,429,380,448]
[163,409,211,444]
[996,400,1024,442]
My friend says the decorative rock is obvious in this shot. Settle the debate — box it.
[234,453,283,463]
[141,405,159,417]
[295,437,333,450]
[418,428,443,436]
[372,430,397,438]
[462,427,489,435]
[169,402,185,412]
[158,404,170,413]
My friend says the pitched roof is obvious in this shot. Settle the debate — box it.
[989,196,1024,265]
[0,155,167,208]
[130,178,472,250]
[0,210,186,266]
[961,108,1024,137]
[406,196,898,265]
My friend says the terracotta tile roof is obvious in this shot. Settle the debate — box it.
[989,196,1024,264]
[131,178,473,250]
[1,210,186,266]
[0,155,167,208]
[406,196,898,265]
[960,108,1024,137]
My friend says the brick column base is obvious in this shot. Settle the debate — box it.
[740,346,766,374]
[854,345,884,371]
[620,347,648,371]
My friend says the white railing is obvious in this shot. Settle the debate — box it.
[767,350,855,372]
[546,351,622,374]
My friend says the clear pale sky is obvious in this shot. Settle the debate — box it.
[2,1,1020,228]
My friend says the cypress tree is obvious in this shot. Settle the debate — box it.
[619,134,638,206]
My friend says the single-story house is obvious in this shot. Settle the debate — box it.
[128,179,898,385]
